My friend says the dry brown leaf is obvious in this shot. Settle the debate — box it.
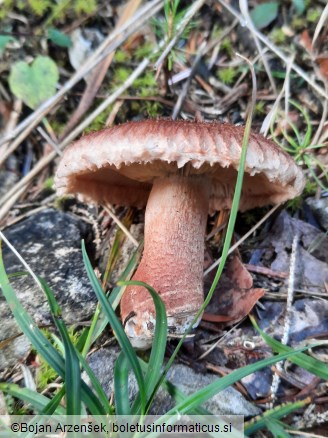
[203,255,264,324]
[315,55,328,81]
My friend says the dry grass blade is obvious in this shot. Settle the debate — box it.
[103,205,139,248]
[203,204,280,277]
[260,54,295,136]
[0,0,163,152]
[239,0,277,95]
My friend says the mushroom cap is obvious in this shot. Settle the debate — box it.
[55,119,305,211]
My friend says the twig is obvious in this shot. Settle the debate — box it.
[270,233,299,407]
[244,264,288,279]
[36,127,62,156]
[103,205,139,248]
[204,204,280,277]
[172,40,207,119]
[0,99,22,154]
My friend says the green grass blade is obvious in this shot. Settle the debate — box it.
[39,278,81,415]
[245,399,308,435]
[81,240,147,414]
[81,242,143,357]
[138,359,210,415]
[0,243,106,415]
[0,244,65,376]
[165,381,210,415]
[165,346,312,415]
[114,351,131,415]
[250,315,328,380]
[41,387,66,415]
[0,383,65,415]
[264,419,292,437]
[118,280,167,415]
[75,349,114,415]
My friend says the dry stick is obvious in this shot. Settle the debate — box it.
[269,233,299,407]
[239,0,277,95]
[0,59,150,224]
[0,0,163,151]
[171,40,208,120]
[218,0,328,101]
[203,204,280,277]
[0,99,22,154]
[36,126,62,156]
[103,205,139,248]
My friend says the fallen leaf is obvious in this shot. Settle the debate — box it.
[299,29,312,53]
[315,54,328,81]
[8,56,59,110]
[203,255,265,324]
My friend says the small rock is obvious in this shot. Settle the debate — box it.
[0,208,96,372]
[84,346,261,417]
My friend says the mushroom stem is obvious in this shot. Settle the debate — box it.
[121,174,210,349]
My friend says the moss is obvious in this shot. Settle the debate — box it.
[255,101,266,116]
[114,49,130,63]
[43,177,54,190]
[303,180,317,197]
[1,0,97,23]
[217,67,237,85]
[35,327,81,391]
[112,67,133,87]
[270,28,287,45]
[306,8,322,24]
[220,37,234,58]
[83,105,114,133]
[28,0,51,15]
[134,42,156,61]
[291,16,305,30]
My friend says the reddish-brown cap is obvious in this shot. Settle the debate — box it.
[55,119,305,211]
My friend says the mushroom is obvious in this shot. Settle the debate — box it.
[55,119,305,349]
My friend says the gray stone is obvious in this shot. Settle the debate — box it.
[306,197,328,230]
[84,347,261,416]
[0,208,96,372]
